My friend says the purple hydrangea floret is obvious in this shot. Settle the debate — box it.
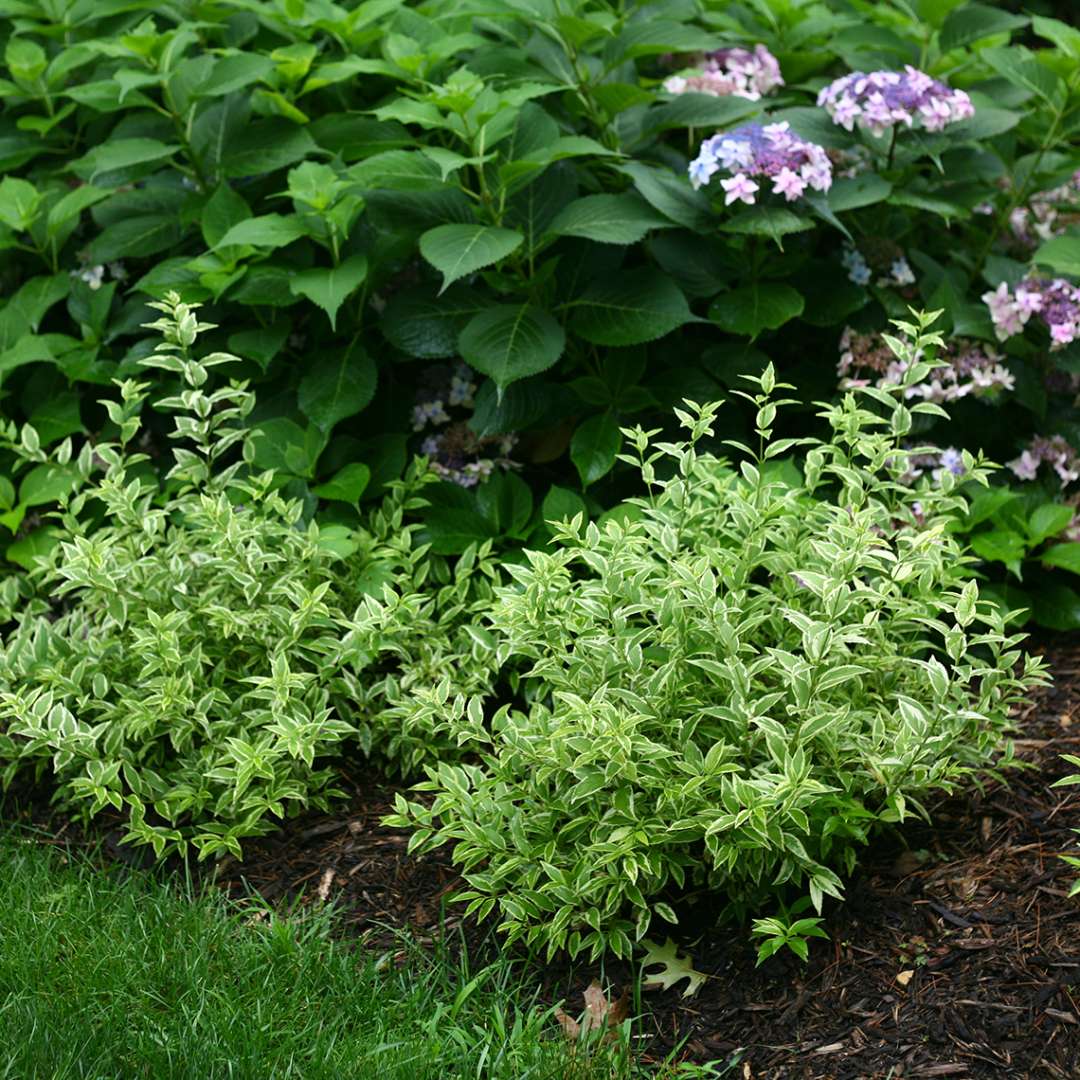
[664,45,783,101]
[903,446,968,486]
[983,278,1080,349]
[688,121,832,203]
[817,66,974,136]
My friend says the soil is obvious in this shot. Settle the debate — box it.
[7,640,1080,1078]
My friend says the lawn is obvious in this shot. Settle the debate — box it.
[0,828,660,1080]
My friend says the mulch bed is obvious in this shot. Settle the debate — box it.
[7,640,1080,1077]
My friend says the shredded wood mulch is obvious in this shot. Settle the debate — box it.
[7,640,1080,1078]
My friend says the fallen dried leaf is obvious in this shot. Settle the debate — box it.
[1044,1008,1078,1024]
[316,867,335,902]
[554,981,629,1043]
[641,938,706,998]
[891,850,925,877]
[896,969,915,987]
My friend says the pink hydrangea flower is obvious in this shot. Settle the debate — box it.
[1051,321,1077,346]
[772,168,806,200]
[721,173,759,205]
[1011,450,1040,482]
[663,44,783,102]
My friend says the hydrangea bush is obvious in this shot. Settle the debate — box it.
[388,318,1048,961]
[0,0,1079,630]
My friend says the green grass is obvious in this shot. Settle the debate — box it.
[0,828,696,1080]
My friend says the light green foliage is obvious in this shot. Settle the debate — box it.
[0,294,500,860]
[388,315,1048,960]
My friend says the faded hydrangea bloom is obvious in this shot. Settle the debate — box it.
[412,399,451,431]
[828,144,875,179]
[72,264,105,289]
[1008,171,1080,249]
[412,363,518,488]
[663,45,783,101]
[838,328,1014,402]
[70,261,126,291]
[889,258,915,286]
[1063,504,1080,542]
[1009,436,1080,486]
[841,243,916,289]
[983,278,1080,349]
[688,121,832,202]
[818,66,973,136]
[842,246,872,286]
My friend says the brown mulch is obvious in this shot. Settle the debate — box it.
[7,641,1080,1078]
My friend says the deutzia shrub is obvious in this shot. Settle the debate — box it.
[388,314,1048,961]
[0,293,498,859]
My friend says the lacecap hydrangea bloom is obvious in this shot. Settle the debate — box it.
[817,66,974,136]
[838,329,1014,402]
[663,45,783,101]
[1009,435,1080,487]
[1009,171,1080,249]
[689,121,832,203]
[983,278,1080,348]
[412,362,518,488]
[841,245,915,288]
[842,246,873,285]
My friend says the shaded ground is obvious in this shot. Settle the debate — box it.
[9,641,1080,1078]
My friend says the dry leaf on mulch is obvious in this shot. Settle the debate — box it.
[554,981,630,1043]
